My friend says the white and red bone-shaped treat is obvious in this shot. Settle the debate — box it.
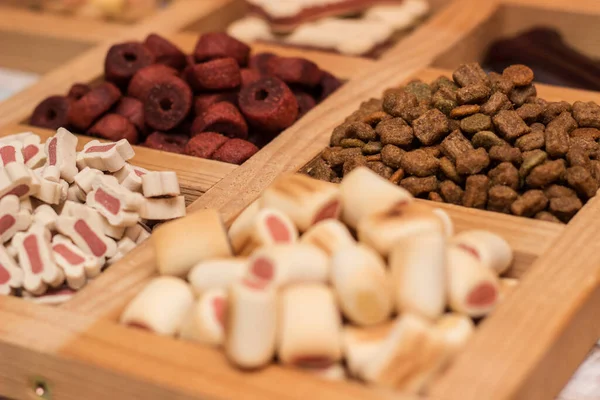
[300,219,355,257]
[153,210,232,277]
[124,223,151,244]
[106,237,137,265]
[188,258,247,295]
[77,139,135,172]
[12,225,65,295]
[245,243,329,289]
[357,201,445,257]
[278,284,343,367]
[340,167,414,230]
[432,208,454,237]
[31,172,64,205]
[434,313,475,356]
[22,135,46,169]
[331,244,393,326]
[0,141,24,166]
[120,276,194,336]
[499,278,518,301]
[0,162,40,199]
[180,288,227,346]
[87,180,145,227]
[61,200,125,240]
[20,196,33,212]
[307,364,347,381]
[446,244,500,318]
[0,244,23,295]
[55,215,117,260]
[389,230,446,321]
[67,183,87,203]
[0,131,34,144]
[225,281,277,369]
[141,171,180,198]
[73,167,104,194]
[450,230,513,276]
[33,204,58,231]
[229,207,298,256]
[5,241,17,258]
[342,322,394,378]
[0,195,32,243]
[113,163,148,193]
[260,174,341,232]
[138,196,186,221]
[43,127,78,183]
[21,286,77,306]
[51,235,100,289]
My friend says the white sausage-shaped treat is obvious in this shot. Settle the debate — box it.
[153,209,232,277]
[106,236,138,265]
[498,278,518,301]
[340,166,413,230]
[0,131,34,144]
[246,244,328,288]
[73,167,104,194]
[389,230,446,321]
[230,208,298,256]
[67,183,87,203]
[22,135,46,169]
[21,286,76,305]
[357,201,445,257]
[450,230,513,276]
[331,244,393,326]
[228,199,260,246]
[179,288,227,346]
[260,173,341,232]
[138,196,186,220]
[55,215,117,259]
[33,204,58,231]
[141,171,180,197]
[225,280,277,369]
[434,313,475,355]
[278,284,342,367]
[52,234,102,281]
[188,258,247,295]
[342,322,394,377]
[0,162,40,199]
[0,244,23,295]
[0,195,32,243]
[76,139,134,172]
[432,208,454,237]
[32,174,63,205]
[120,276,194,336]
[61,200,124,239]
[306,364,347,381]
[124,223,151,244]
[12,226,65,295]
[86,182,144,227]
[113,163,148,193]
[360,314,447,393]
[300,219,355,257]
[0,141,24,166]
[44,127,78,183]
[446,244,500,318]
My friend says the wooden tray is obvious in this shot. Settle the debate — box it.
[1,1,600,399]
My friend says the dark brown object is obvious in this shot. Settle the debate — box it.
[412,109,449,145]
[185,58,241,91]
[114,97,144,131]
[317,71,342,100]
[493,110,530,140]
[511,190,548,217]
[456,84,491,105]
[294,91,317,118]
[400,149,439,177]
[191,102,248,139]
[127,64,178,100]
[381,144,404,169]
[456,148,490,175]
[194,92,238,115]
[566,166,598,199]
[488,185,518,214]
[377,118,413,147]
[68,82,121,131]
[545,111,576,157]
[480,92,512,116]
[30,96,71,130]
[143,132,188,153]
[463,175,489,209]
[488,162,519,190]
[439,180,463,205]
[515,131,545,151]
[212,139,259,165]
[503,65,534,87]
[572,101,600,128]
[143,75,192,131]
[88,114,139,144]
[184,132,228,159]
[400,176,438,197]
[488,145,522,165]
[144,34,186,70]
[248,52,276,74]
[105,42,155,87]
[267,56,322,87]
[67,83,91,101]
[452,63,489,87]
[549,196,582,222]
[193,32,250,66]
[241,68,262,87]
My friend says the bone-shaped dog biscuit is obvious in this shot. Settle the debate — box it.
[180,288,227,346]
[73,167,104,194]
[56,215,117,259]
[0,244,23,295]
[67,183,87,203]
[32,174,64,205]
[0,141,24,166]
[138,196,186,221]
[51,235,98,289]
[0,131,34,144]
[22,135,46,169]
[33,204,59,231]
[87,181,144,227]
[44,127,78,183]
[188,258,247,295]
[0,195,32,243]
[61,200,125,239]
[106,236,137,265]
[113,163,148,193]
[0,162,40,199]
[124,223,151,244]
[142,171,180,197]
[77,139,135,172]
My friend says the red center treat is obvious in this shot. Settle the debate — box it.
[467,282,498,308]
[194,92,239,116]
[144,33,187,71]
[185,57,242,92]
[191,102,248,139]
[184,132,229,159]
[105,41,156,87]
[23,235,44,274]
[85,143,116,153]
[74,219,107,257]
[193,32,251,67]
[5,184,29,198]
[265,215,291,242]
[114,97,145,131]
[0,214,16,236]
[212,297,226,328]
[143,132,189,153]
[88,113,139,144]
[95,188,121,215]
[248,52,276,75]
[211,138,259,165]
[0,263,10,285]
[67,83,92,101]
[250,257,275,281]
[47,137,57,166]
[238,76,299,133]
[68,82,122,131]
[456,243,481,261]
[143,75,193,131]
[294,91,317,118]
[267,56,323,88]
[30,95,71,130]
[127,64,179,100]
[53,243,85,265]
[0,146,16,165]
[312,200,341,225]
[22,145,39,163]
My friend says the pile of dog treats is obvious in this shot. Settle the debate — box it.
[307,62,600,223]
[120,167,516,392]
[29,32,341,165]
[0,128,184,304]
[228,0,429,57]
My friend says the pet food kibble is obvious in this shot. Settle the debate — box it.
[449,104,480,119]
[459,113,492,134]
[267,56,322,88]
[440,180,463,205]
[127,64,178,100]
[439,157,461,183]
[487,185,518,214]
[545,184,577,199]
[456,84,491,105]
[515,130,545,151]
[452,63,489,87]
[471,131,507,150]
[525,160,566,188]
[144,34,187,70]
[186,58,242,91]
[185,132,228,159]
[363,142,383,155]
[88,114,139,144]
[509,84,537,106]
[382,89,425,122]
[541,101,571,124]
[412,109,449,146]
[429,192,443,202]
[30,96,71,130]
[143,75,192,131]
[488,162,519,190]
[400,149,439,177]
[488,145,522,165]
[571,127,600,141]
[566,166,598,199]
[345,121,377,142]
[404,81,432,103]
[493,110,530,141]
[502,65,534,87]
[194,32,250,66]
[516,103,543,123]
[535,211,561,223]
[462,175,489,209]
[572,101,600,128]
[381,144,404,169]
[519,149,547,178]
[545,111,576,157]
[549,196,583,222]
[455,148,490,175]
[105,42,155,87]
[191,102,248,139]
[400,176,438,197]
[488,72,514,95]
[480,92,512,116]
[343,156,367,176]
[510,190,548,217]
[441,130,473,162]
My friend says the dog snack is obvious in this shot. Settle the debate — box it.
[122,168,516,392]
[22,135,47,169]
[0,245,23,295]
[0,195,32,243]
[77,139,135,172]
[309,62,600,222]
[0,141,24,167]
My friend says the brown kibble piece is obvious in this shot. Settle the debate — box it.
[382,89,419,120]
[549,196,582,222]
[381,144,404,169]
[488,162,519,190]
[362,111,391,127]
[488,185,518,214]
[449,104,480,119]
[105,41,155,87]
[212,138,259,165]
[440,130,473,161]
[144,34,186,70]
[439,180,463,205]
[544,185,577,199]
[488,145,522,165]
[412,109,449,145]
[185,132,228,159]
[566,166,598,199]
[377,118,414,147]
[400,149,439,177]
[400,176,438,197]
[68,82,121,131]
[456,148,490,175]
[127,64,178,100]
[428,192,443,202]
[511,190,548,217]
[343,155,367,175]
[367,161,393,179]
[439,157,461,183]
[143,132,188,153]
[515,131,545,151]
[192,102,248,139]
[452,63,489,87]
[463,175,489,209]
[480,92,512,116]
[389,168,405,184]
[571,128,600,141]
[572,101,600,128]
[344,121,377,141]
[567,144,590,168]
[322,147,362,167]
[526,160,566,188]
[30,96,71,130]
[423,145,441,158]
[114,97,144,131]
[186,58,241,91]
[456,84,491,105]
[460,113,492,134]
[545,111,576,157]
[362,141,383,155]
[471,131,508,150]
[493,110,530,141]
[509,84,537,106]
[431,76,458,92]
[405,81,433,103]
[535,211,561,223]
[541,101,571,124]
[144,75,192,131]
[340,138,365,148]
[590,160,600,182]
[503,65,534,87]
[267,56,322,88]
[516,103,543,124]
[194,32,250,66]
[488,72,514,95]
[519,149,548,178]
[432,87,457,115]
[307,158,337,182]
[530,123,545,131]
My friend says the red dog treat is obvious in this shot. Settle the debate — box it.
[67,83,91,101]
[238,77,299,132]
[193,32,250,67]
[249,52,276,74]
[68,82,122,131]
[295,91,317,118]
[143,132,188,153]
[144,33,187,70]
[144,75,193,131]
[241,68,262,87]
[191,102,248,139]
[88,114,139,144]
[114,97,145,131]
[105,42,155,87]
[127,64,179,100]
[194,92,238,115]
[30,96,71,130]
[318,71,343,100]
[185,132,229,159]
[185,58,241,92]
[212,139,258,165]
[267,57,322,87]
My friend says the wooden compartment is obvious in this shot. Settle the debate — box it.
[1,1,600,399]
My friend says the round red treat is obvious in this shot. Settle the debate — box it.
[105,42,155,87]
[191,102,248,139]
[238,77,298,133]
[193,32,250,66]
[266,57,322,87]
[249,52,276,74]
[194,92,238,116]
[294,91,317,118]
[318,71,342,100]
[88,114,139,144]
[127,64,179,100]
[240,68,262,87]
[68,82,122,131]
[144,33,186,70]
[185,58,241,91]
[212,138,259,165]
[114,97,144,131]
[67,83,91,101]
[144,75,193,131]
[185,132,229,159]
[143,131,189,153]
[30,96,71,130]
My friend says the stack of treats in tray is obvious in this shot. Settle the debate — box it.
[228,0,430,57]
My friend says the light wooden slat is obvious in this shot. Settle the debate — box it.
[502,0,600,16]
